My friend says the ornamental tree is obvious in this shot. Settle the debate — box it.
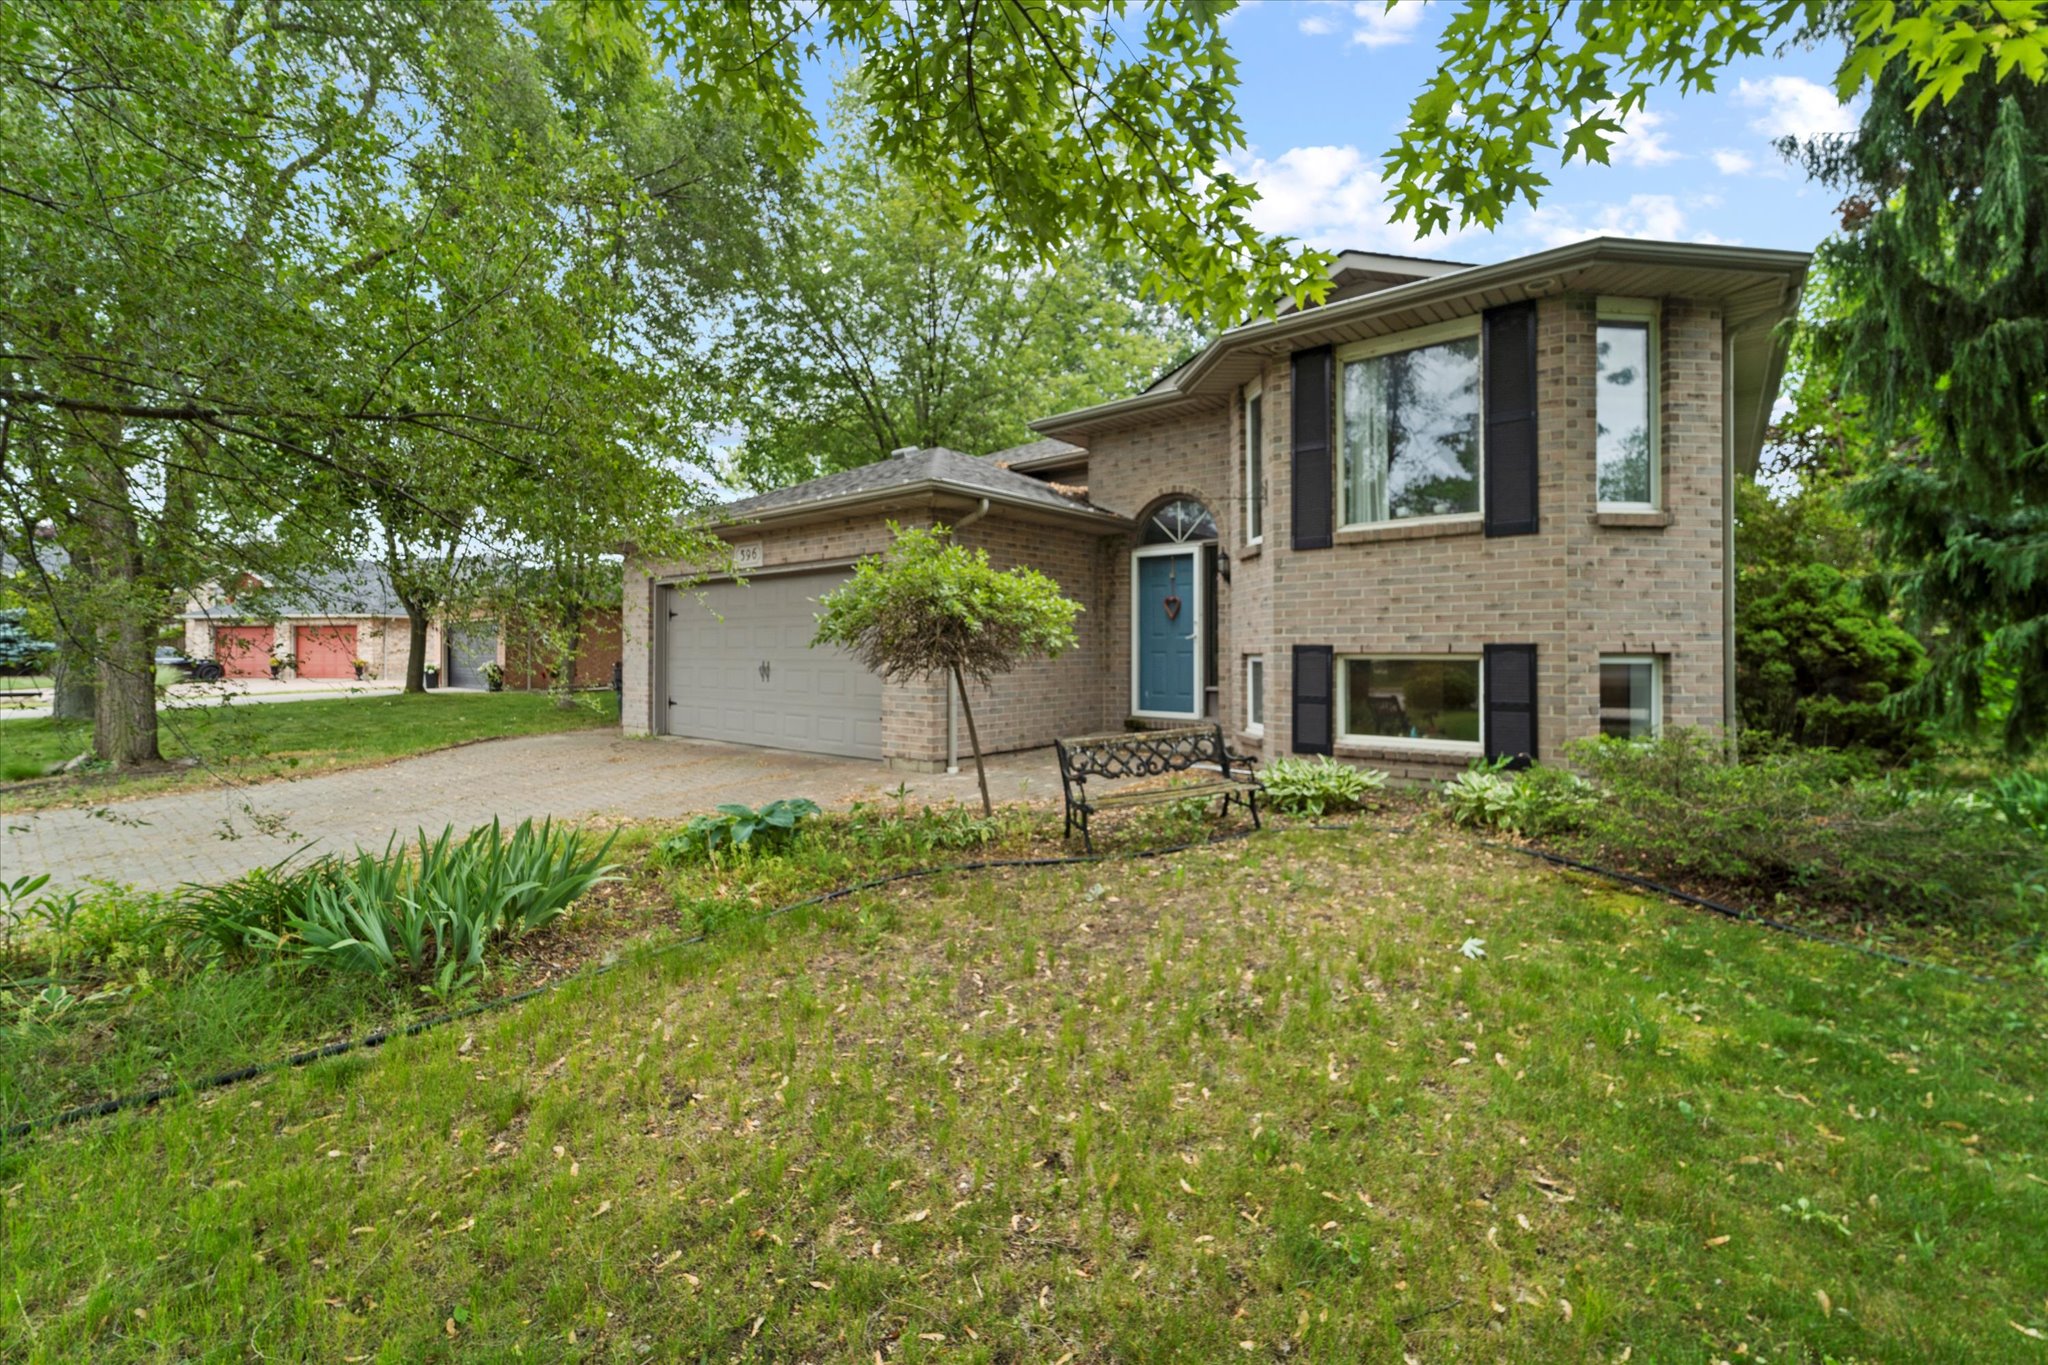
[812,524,1081,816]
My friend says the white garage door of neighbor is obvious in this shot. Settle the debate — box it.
[661,572,883,760]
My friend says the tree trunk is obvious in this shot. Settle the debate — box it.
[552,606,585,709]
[92,608,160,767]
[50,638,95,722]
[951,664,991,817]
[404,608,431,693]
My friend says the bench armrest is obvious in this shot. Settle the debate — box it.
[1227,751,1261,773]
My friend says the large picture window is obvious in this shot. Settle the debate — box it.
[1244,382,1264,544]
[1338,656,1482,750]
[1597,299,1658,509]
[1339,323,1481,528]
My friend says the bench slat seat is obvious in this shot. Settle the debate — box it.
[1054,724,1263,851]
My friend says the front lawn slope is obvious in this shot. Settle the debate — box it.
[2,828,2041,1361]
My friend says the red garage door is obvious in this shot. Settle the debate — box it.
[295,624,358,679]
[214,626,273,679]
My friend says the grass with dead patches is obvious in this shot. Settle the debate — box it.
[2,822,2044,1361]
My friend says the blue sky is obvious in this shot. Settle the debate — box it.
[1214,0,1862,263]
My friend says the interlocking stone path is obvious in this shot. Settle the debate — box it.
[0,732,1057,892]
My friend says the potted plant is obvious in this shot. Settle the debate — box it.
[351,657,369,681]
[269,652,296,680]
[423,661,440,690]
[482,661,505,693]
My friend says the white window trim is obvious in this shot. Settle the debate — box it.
[1334,317,1486,532]
[1128,543,1206,722]
[1596,296,1660,513]
[1245,654,1266,735]
[1334,652,1485,754]
[1599,653,1662,739]
[1243,379,1264,546]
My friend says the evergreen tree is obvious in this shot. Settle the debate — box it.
[1795,46,2048,752]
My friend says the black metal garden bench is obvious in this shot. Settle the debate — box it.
[1053,724,1263,852]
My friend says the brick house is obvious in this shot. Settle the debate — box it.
[184,563,622,690]
[622,237,1808,777]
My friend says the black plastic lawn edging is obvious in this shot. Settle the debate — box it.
[1,829,1255,1143]
[1483,839,2005,986]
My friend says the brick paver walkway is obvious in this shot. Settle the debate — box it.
[0,732,1059,892]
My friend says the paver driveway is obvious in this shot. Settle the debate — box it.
[1,732,1059,892]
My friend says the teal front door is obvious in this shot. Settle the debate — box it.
[1135,550,1198,715]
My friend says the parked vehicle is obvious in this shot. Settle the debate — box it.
[155,646,225,682]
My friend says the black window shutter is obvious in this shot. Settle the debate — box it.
[1292,645,1334,755]
[1483,302,1539,537]
[1290,347,1333,550]
[1483,643,1538,769]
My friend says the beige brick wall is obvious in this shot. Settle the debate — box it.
[622,290,1732,780]
[1234,292,1727,780]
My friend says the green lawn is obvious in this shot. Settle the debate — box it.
[2,819,2041,1361]
[0,690,617,806]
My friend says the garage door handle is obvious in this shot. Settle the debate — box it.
[758,660,771,683]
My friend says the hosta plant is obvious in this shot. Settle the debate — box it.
[1260,756,1387,817]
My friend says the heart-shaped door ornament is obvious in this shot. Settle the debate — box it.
[1162,595,1182,621]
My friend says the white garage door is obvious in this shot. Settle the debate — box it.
[660,572,883,760]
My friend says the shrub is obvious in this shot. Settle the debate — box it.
[1261,756,1387,817]
[658,799,822,863]
[1560,732,2039,921]
[1735,562,1926,755]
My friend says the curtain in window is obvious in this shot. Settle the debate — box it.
[1341,356,1390,525]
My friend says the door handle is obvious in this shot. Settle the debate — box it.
[759,659,771,683]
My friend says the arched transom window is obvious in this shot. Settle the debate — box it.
[1141,497,1217,545]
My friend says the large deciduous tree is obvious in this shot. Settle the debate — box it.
[1383,0,2047,234]
[0,1,733,751]
[723,147,1199,489]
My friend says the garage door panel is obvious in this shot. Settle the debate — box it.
[214,625,273,679]
[660,572,881,760]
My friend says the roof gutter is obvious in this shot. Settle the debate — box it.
[708,479,1128,533]
[1032,237,1811,436]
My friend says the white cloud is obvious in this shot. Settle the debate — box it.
[1348,0,1426,47]
[1519,194,1735,249]
[1736,75,1858,143]
[1605,108,1683,167]
[1298,12,1335,35]
[1225,144,1470,254]
[1710,147,1756,176]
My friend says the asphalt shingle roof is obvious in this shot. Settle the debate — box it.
[187,563,406,620]
[983,437,1084,469]
[720,446,1114,523]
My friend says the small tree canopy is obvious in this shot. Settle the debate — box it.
[813,523,1080,814]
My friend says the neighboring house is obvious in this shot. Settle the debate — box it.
[623,237,1808,777]
[182,564,622,689]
